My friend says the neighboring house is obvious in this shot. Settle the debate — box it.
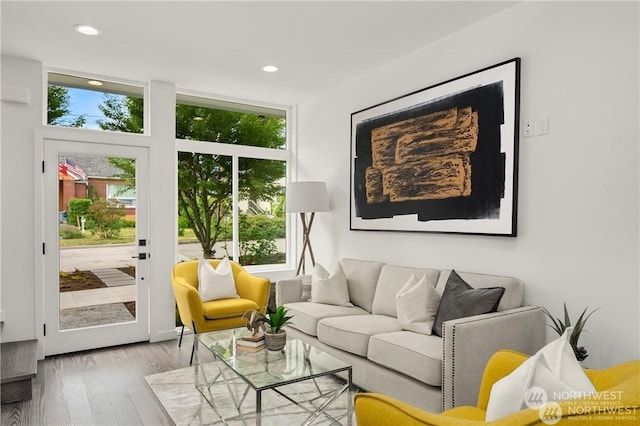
[58,154,136,222]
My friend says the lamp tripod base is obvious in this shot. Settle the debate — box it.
[296,212,316,276]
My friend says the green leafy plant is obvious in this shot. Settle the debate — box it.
[542,303,599,362]
[89,198,125,239]
[59,224,84,239]
[67,198,91,227]
[256,306,293,334]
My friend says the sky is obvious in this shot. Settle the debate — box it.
[67,87,110,129]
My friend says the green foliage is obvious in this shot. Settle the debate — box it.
[272,196,286,218]
[87,185,100,201]
[255,306,293,333]
[543,303,599,362]
[175,109,285,258]
[47,85,86,127]
[67,198,91,227]
[120,219,136,228]
[89,198,126,239]
[98,96,286,258]
[237,215,285,264]
[239,239,278,265]
[178,215,190,236]
[59,225,84,239]
[107,157,136,194]
[239,215,285,240]
[97,94,144,134]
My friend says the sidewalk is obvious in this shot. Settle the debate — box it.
[58,268,137,330]
[60,284,136,309]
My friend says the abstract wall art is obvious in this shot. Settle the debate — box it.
[350,58,520,236]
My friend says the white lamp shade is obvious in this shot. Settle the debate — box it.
[286,181,330,213]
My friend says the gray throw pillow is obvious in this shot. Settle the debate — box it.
[432,270,505,337]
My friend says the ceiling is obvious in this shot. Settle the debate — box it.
[1,1,516,106]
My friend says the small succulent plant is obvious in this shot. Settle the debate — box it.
[255,305,294,334]
[542,303,598,362]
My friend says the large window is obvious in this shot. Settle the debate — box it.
[47,72,144,133]
[176,95,289,268]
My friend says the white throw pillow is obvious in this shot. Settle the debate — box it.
[197,258,238,302]
[310,263,354,307]
[485,327,596,421]
[396,274,441,335]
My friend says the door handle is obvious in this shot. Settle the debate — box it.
[131,253,148,260]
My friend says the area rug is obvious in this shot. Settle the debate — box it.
[145,362,355,425]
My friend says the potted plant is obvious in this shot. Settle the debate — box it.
[542,303,599,362]
[255,306,294,351]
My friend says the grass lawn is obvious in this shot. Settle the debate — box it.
[59,227,199,247]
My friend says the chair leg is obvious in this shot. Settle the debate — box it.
[189,321,198,366]
[178,325,184,347]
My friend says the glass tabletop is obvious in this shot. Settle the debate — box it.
[195,328,351,391]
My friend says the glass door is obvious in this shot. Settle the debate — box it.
[43,139,149,355]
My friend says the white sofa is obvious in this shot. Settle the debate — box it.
[276,258,545,413]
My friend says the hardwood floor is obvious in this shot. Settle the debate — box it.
[1,335,194,425]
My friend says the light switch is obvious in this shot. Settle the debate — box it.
[536,116,549,135]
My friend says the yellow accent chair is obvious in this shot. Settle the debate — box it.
[355,349,640,425]
[171,259,270,364]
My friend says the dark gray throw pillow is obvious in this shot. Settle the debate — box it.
[432,270,505,337]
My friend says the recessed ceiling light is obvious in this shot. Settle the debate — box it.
[74,24,100,36]
[262,65,278,73]
[88,80,103,86]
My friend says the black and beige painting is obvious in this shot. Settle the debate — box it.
[353,82,507,222]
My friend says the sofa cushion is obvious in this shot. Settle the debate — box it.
[310,263,353,307]
[396,274,441,335]
[435,270,523,311]
[367,331,443,387]
[203,298,259,320]
[339,258,385,312]
[198,258,238,302]
[283,302,369,336]
[317,315,402,357]
[432,270,505,337]
[371,265,440,317]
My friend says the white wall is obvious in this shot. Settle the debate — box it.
[1,56,42,341]
[0,58,179,348]
[297,1,639,367]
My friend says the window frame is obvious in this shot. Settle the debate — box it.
[44,68,150,135]
[174,92,293,273]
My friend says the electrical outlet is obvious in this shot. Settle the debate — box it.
[523,120,534,137]
[536,116,549,135]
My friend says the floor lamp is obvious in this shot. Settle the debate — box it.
[286,181,330,276]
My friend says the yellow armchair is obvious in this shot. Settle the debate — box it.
[171,259,270,363]
[355,349,640,425]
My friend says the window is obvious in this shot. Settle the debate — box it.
[175,95,289,268]
[47,72,144,133]
[107,184,136,207]
[176,94,286,148]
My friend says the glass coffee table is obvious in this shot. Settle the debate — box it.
[194,328,353,425]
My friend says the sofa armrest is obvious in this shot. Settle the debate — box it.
[441,306,545,411]
[275,277,303,306]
